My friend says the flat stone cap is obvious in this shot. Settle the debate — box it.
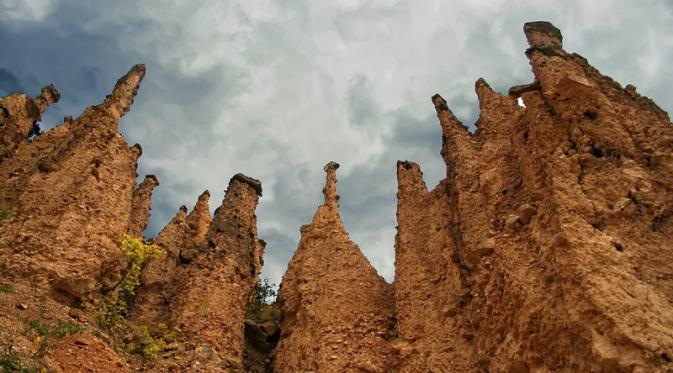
[144,174,159,184]
[431,94,449,112]
[324,161,340,172]
[524,21,563,49]
[231,173,263,196]
[397,160,420,171]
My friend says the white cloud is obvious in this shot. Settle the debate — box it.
[0,0,55,23]
[2,0,672,285]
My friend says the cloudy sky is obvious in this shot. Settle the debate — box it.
[1,0,672,286]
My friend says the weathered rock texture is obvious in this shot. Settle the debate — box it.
[0,84,60,160]
[130,176,267,373]
[0,65,155,372]
[127,174,160,237]
[0,65,266,372]
[393,21,673,372]
[131,190,212,326]
[274,162,396,373]
[1,20,672,373]
[0,64,154,299]
[164,174,265,372]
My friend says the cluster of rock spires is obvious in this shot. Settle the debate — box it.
[0,21,672,372]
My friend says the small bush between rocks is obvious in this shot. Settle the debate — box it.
[99,235,164,328]
[97,236,175,361]
[21,295,82,341]
[23,317,81,339]
[113,324,180,360]
[253,277,277,305]
[0,345,47,373]
[0,284,12,293]
[246,277,278,321]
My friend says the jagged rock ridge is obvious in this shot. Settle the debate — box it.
[274,162,396,372]
[0,64,150,298]
[391,21,673,372]
[274,21,673,372]
[0,19,671,373]
[0,65,265,372]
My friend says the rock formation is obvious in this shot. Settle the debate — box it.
[392,21,673,372]
[0,64,151,299]
[127,174,160,237]
[1,19,672,373]
[165,175,264,372]
[131,190,212,325]
[0,84,60,160]
[0,65,266,372]
[274,162,396,373]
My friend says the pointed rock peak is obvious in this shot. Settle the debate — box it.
[130,144,143,162]
[475,77,513,113]
[153,205,189,246]
[475,78,497,105]
[432,93,450,114]
[127,174,160,236]
[102,64,146,120]
[187,190,211,224]
[130,143,142,156]
[397,160,423,178]
[431,93,470,133]
[475,77,491,91]
[397,160,419,171]
[322,161,340,206]
[34,84,61,114]
[397,160,427,195]
[230,173,262,196]
[524,21,563,50]
[144,174,159,186]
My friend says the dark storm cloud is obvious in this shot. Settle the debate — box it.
[0,68,22,96]
[1,0,672,284]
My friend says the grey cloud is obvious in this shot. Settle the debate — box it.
[0,68,22,96]
[347,75,379,132]
[2,0,672,287]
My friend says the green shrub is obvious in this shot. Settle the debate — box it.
[246,277,277,319]
[114,324,180,360]
[253,277,276,305]
[0,243,7,249]
[118,236,164,304]
[0,209,10,221]
[0,284,12,293]
[23,317,81,338]
[0,346,46,373]
[97,236,174,361]
[49,320,82,338]
[99,236,164,328]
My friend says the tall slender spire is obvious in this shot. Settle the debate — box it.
[102,64,146,120]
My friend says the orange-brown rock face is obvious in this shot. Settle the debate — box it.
[0,64,156,299]
[131,190,211,325]
[0,64,269,372]
[0,84,60,160]
[164,175,264,372]
[127,174,160,237]
[394,160,478,372]
[274,162,396,373]
[394,21,673,372]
